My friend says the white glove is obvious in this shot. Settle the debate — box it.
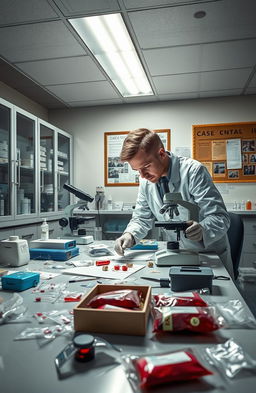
[185,220,203,241]
[114,232,135,255]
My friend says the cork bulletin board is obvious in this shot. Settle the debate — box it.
[104,129,171,187]
[192,122,256,183]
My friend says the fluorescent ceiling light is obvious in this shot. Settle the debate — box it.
[69,13,153,97]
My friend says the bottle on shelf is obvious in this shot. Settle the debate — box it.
[246,200,252,210]
[107,195,112,210]
[241,200,246,211]
[233,201,237,210]
[41,218,49,240]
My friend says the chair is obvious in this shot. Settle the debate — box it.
[227,212,244,280]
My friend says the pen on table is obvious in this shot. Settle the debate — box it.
[68,278,99,283]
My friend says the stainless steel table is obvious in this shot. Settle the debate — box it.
[1,241,256,393]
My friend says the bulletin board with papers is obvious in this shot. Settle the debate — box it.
[104,129,170,187]
[192,122,256,183]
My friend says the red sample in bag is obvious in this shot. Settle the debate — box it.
[153,292,208,307]
[86,289,142,309]
[153,306,220,333]
[132,350,212,389]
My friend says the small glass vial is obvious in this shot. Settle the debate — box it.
[246,200,252,210]
[241,200,245,210]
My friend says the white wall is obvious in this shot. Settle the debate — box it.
[49,95,256,209]
[0,81,48,120]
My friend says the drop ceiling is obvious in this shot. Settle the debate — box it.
[0,0,256,109]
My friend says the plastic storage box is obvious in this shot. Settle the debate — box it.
[1,271,40,291]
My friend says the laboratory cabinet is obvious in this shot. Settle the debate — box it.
[239,215,256,268]
[0,97,73,227]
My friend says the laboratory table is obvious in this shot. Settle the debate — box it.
[1,241,256,393]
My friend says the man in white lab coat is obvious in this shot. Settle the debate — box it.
[114,128,233,278]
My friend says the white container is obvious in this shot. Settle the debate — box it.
[0,236,30,267]
[21,198,31,214]
[41,218,49,240]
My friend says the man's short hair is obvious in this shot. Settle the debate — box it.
[120,128,164,161]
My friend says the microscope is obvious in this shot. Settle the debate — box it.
[154,177,200,266]
[59,184,95,244]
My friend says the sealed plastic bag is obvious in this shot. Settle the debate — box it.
[206,338,256,379]
[122,348,213,390]
[0,293,28,324]
[153,292,208,307]
[152,306,223,333]
[86,289,142,309]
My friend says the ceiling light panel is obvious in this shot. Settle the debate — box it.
[69,13,153,97]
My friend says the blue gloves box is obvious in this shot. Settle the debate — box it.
[29,246,79,261]
[130,240,158,250]
[1,271,40,291]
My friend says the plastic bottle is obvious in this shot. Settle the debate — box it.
[0,193,4,216]
[41,218,49,240]
[241,200,245,211]
[246,200,252,210]
[107,195,112,210]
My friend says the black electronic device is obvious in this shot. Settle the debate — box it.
[169,266,214,292]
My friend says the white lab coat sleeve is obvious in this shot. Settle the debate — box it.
[124,183,155,243]
[188,164,230,248]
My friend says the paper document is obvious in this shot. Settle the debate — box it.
[112,250,155,261]
[63,261,145,280]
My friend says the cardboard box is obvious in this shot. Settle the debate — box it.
[73,284,151,336]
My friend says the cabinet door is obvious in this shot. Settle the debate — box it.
[57,131,72,211]
[0,99,12,218]
[39,122,55,213]
[15,109,37,217]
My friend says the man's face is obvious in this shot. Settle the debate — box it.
[128,147,168,183]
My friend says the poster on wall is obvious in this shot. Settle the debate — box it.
[192,122,256,183]
[104,129,171,186]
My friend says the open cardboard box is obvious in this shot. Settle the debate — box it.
[73,284,151,336]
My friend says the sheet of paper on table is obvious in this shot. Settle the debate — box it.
[112,250,155,261]
[63,261,145,280]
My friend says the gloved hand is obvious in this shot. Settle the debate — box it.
[185,220,203,241]
[114,232,135,255]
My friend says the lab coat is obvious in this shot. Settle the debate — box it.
[125,153,233,278]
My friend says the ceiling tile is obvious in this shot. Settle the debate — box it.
[199,89,242,98]
[158,92,199,100]
[15,56,106,85]
[128,0,256,49]
[144,39,256,76]
[143,46,201,75]
[0,0,58,26]
[54,0,120,16]
[68,98,123,107]
[46,81,120,101]
[200,68,251,91]
[0,21,85,62]
[152,73,199,94]
[124,0,210,9]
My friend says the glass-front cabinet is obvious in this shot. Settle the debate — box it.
[0,97,72,223]
[15,109,37,217]
[38,121,72,214]
[0,100,11,218]
[57,132,71,211]
[39,121,55,214]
